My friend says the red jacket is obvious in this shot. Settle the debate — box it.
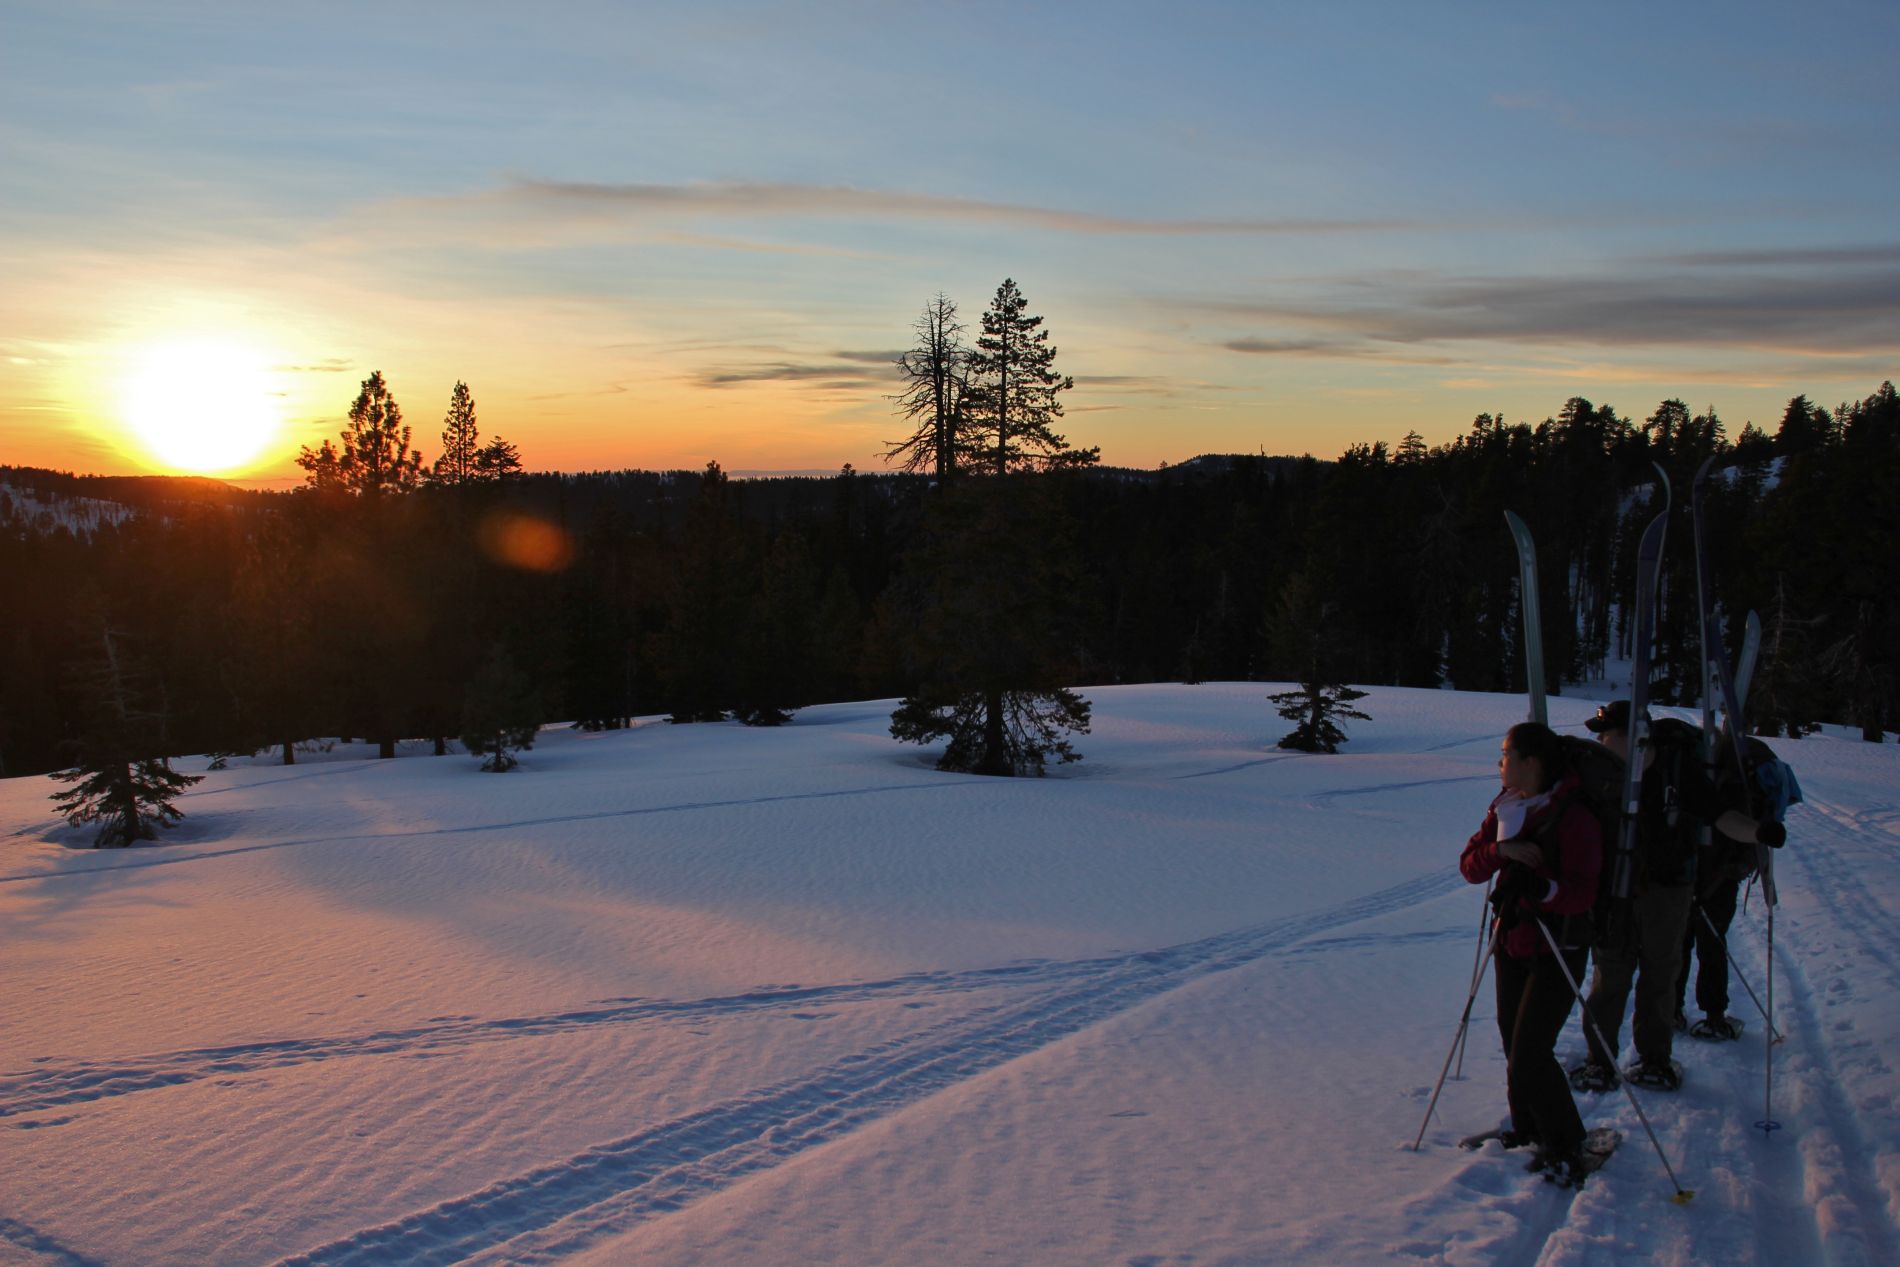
[1460,772,1602,959]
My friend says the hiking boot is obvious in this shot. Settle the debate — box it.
[1625,1058,1683,1091]
[1690,1014,1744,1041]
[1672,1008,1689,1033]
[1568,1060,1619,1093]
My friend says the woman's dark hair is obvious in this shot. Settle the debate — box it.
[1504,721,1565,792]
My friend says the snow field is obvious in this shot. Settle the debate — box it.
[2,684,1896,1265]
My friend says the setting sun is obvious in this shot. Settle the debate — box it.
[119,336,285,474]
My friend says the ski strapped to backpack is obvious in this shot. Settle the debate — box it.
[1606,465,1672,949]
[1505,509,1547,727]
[1692,459,1779,904]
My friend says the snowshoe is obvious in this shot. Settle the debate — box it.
[1539,1127,1622,1189]
[1690,1014,1744,1041]
[1567,1060,1619,1093]
[1625,1058,1684,1091]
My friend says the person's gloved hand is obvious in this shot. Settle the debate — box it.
[1489,864,1540,927]
[1758,821,1787,849]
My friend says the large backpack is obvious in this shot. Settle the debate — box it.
[1709,732,1804,882]
[1546,734,1627,948]
[1642,717,1708,886]
[1544,722,1698,947]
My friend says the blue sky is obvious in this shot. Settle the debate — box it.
[2,0,1895,479]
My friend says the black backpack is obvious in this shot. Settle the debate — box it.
[1539,735,1626,949]
[1641,717,1707,886]
[1541,723,1695,947]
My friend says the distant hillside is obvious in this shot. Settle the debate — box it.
[0,466,262,524]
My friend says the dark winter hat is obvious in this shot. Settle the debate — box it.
[1586,700,1647,733]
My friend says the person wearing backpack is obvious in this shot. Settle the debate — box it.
[1460,721,1602,1183]
[1675,736,1800,1041]
[1570,701,1785,1092]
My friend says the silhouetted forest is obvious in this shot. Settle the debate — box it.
[2,380,1895,778]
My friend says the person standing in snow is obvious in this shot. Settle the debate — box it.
[1674,737,1798,1042]
[1672,817,1755,1042]
[1570,701,1785,1091]
[1460,720,1602,1183]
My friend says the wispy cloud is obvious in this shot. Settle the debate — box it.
[363,179,1426,245]
[1638,243,1900,269]
[525,381,632,403]
[695,359,897,391]
[273,359,352,374]
[1196,253,1900,358]
[1221,336,1460,365]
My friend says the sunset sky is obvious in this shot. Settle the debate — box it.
[3,0,1896,484]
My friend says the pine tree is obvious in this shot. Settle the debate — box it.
[475,436,523,482]
[433,381,481,485]
[884,293,974,483]
[1263,568,1372,752]
[50,624,202,846]
[296,371,424,497]
[1269,678,1370,753]
[888,478,1092,776]
[459,643,543,772]
[965,279,1097,475]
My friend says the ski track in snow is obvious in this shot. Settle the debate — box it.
[1408,797,1900,1267]
[0,1216,114,1267]
[0,957,1112,1120]
[248,869,1463,1266]
[0,778,998,886]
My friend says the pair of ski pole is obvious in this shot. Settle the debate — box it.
[1411,899,1693,1202]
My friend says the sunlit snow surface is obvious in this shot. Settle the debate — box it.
[3,685,1896,1266]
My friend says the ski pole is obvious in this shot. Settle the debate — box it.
[1412,923,1501,1151]
[1696,904,1783,1043]
[1532,916,1694,1202]
[1453,879,1495,1079]
[1757,902,1782,1137]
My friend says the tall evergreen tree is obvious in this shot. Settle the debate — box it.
[433,381,482,485]
[296,371,424,497]
[965,279,1097,475]
[1772,394,1831,455]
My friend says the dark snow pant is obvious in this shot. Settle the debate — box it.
[1675,877,1740,1020]
[1496,946,1590,1155]
[1584,882,1694,1068]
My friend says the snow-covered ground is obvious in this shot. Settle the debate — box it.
[2,685,1896,1266]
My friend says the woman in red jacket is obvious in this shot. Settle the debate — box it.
[1460,721,1602,1182]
